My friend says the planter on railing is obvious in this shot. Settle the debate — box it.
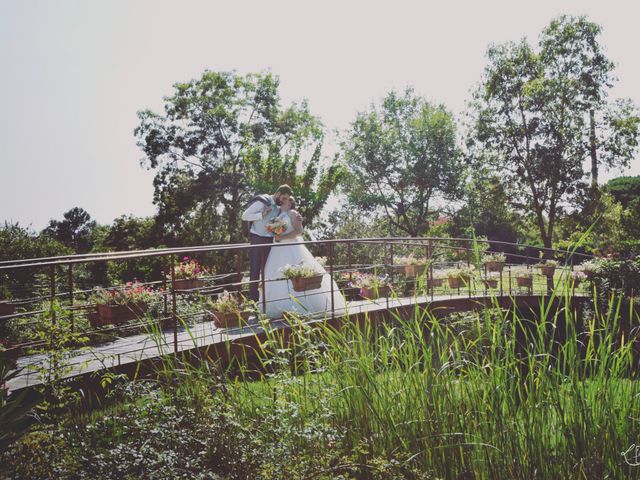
[173,278,205,291]
[403,264,427,277]
[515,276,533,288]
[93,302,148,327]
[211,310,251,329]
[427,278,444,289]
[537,265,556,277]
[0,302,15,317]
[448,276,471,289]
[360,285,392,300]
[482,278,498,289]
[484,261,505,273]
[290,274,324,292]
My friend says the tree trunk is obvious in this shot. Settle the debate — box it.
[589,108,599,192]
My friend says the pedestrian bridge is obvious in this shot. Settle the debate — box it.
[0,237,592,392]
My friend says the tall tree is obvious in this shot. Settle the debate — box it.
[468,16,639,251]
[42,207,97,253]
[342,88,463,237]
[539,16,640,193]
[135,70,340,245]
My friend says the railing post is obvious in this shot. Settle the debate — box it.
[329,242,335,321]
[162,256,168,319]
[347,241,353,283]
[428,239,434,301]
[260,246,267,316]
[68,264,74,332]
[170,254,178,354]
[50,265,56,325]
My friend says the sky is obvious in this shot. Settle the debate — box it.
[1,0,639,231]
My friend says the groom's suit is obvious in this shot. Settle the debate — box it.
[242,194,279,302]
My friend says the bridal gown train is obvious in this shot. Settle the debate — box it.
[261,213,347,319]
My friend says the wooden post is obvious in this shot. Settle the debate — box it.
[171,254,178,354]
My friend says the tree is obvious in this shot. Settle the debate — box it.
[604,176,640,208]
[539,16,640,193]
[135,70,341,246]
[467,16,639,251]
[342,88,463,237]
[42,207,97,253]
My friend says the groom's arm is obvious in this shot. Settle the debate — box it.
[241,201,271,222]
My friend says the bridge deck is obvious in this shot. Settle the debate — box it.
[8,293,471,391]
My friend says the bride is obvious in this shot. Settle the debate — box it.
[261,196,347,319]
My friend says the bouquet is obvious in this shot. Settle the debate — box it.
[266,217,288,236]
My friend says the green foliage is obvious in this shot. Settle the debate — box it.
[468,15,640,250]
[42,207,98,254]
[605,175,640,208]
[342,88,463,236]
[0,358,43,450]
[588,257,640,300]
[135,70,340,250]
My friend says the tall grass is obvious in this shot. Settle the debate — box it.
[211,281,640,478]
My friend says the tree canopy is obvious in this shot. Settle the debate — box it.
[342,88,463,237]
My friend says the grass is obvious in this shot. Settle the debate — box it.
[2,270,639,479]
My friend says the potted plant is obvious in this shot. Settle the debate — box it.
[576,259,599,279]
[447,266,475,289]
[351,273,393,299]
[168,256,210,291]
[280,262,324,292]
[535,259,558,277]
[335,271,361,300]
[204,291,256,328]
[89,281,154,327]
[0,284,14,317]
[512,268,533,288]
[482,252,506,272]
[395,255,429,277]
[427,269,446,289]
[482,273,499,289]
[569,270,588,286]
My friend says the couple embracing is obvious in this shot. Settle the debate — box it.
[241,184,346,319]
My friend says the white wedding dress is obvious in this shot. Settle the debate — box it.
[261,212,347,319]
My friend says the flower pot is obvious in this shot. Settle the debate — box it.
[173,278,205,291]
[485,261,505,273]
[537,265,556,277]
[290,274,324,292]
[360,285,392,299]
[211,310,251,329]
[95,302,148,326]
[427,278,443,289]
[482,279,498,289]
[448,276,470,289]
[404,264,427,277]
[516,276,532,288]
[0,302,15,317]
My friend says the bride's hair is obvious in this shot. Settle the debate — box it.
[288,196,297,209]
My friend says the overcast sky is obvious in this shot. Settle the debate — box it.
[1,0,639,230]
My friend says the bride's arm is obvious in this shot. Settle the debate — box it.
[277,211,304,241]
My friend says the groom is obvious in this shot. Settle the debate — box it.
[242,184,297,302]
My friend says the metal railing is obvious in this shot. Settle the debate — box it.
[0,236,593,367]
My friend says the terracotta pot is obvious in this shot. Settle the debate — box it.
[516,276,533,288]
[537,265,556,277]
[404,264,427,277]
[483,279,498,289]
[448,276,470,289]
[360,285,392,299]
[95,302,148,326]
[173,278,205,291]
[427,278,444,288]
[0,302,15,317]
[212,310,251,329]
[290,274,324,292]
[485,261,505,273]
